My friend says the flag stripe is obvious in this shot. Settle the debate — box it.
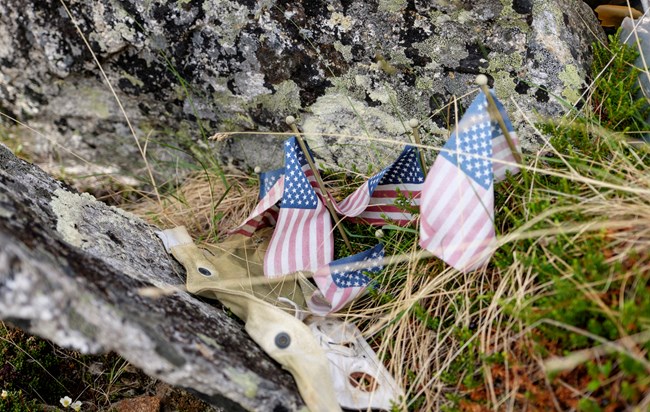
[263,138,334,278]
[331,146,424,225]
[420,90,520,273]
[333,181,370,216]
[421,164,487,250]
[311,244,384,314]
[230,176,285,236]
[420,162,494,271]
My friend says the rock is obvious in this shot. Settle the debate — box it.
[0,0,604,179]
[0,143,306,411]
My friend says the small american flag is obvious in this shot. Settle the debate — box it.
[309,243,384,314]
[263,137,334,278]
[230,168,284,236]
[334,146,424,226]
[419,90,520,272]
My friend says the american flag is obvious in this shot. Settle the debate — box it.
[309,243,384,314]
[230,168,284,236]
[333,146,425,226]
[263,137,334,278]
[419,90,520,272]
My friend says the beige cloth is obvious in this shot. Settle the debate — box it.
[158,227,340,412]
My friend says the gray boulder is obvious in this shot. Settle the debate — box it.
[0,0,604,180]
[0,142,306,412]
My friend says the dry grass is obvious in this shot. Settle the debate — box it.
[125,170,259,241]
[122,120,650,411]
[2,1,650,411]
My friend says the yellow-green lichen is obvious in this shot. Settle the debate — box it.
[225,368,260,399]
[326,12,354,31]
[250,80,301,114]
[457,10,474,25]
[380,47,412,69]
[375,53,399,76]
[415,75,435,91]
[497,0,531,32]
[378,0,407,13]
[301,93,410,168]
[51,189,97,248]
[413,37,468,68]
[487,52,524,74]
[558,64,583,104]
[333,41,353,62]
[120,71,145,89]
[485,51,523,97]
[201,0,250,49]
[491,71,517,99]
[78,87,111,119]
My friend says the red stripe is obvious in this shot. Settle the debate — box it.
[420,157,495,272]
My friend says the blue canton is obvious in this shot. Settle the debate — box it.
[368,146,425,193]
[440,93,500,190]
[259,168,284,199]
[282,137,319,210]
[331,244,384,288]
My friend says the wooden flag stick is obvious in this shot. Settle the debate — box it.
[285,116,352,251]
[408,118,428,176]
[475,75,523,165]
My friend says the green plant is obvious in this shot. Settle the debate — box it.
[591,29,650,134]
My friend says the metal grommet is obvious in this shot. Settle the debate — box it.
[274,332,291,349]
[197,267,212,277]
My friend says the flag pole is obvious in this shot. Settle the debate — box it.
[408,118,428,175]
[285,116,352,251]
[475,75,523,165]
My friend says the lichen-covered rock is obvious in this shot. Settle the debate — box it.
[0,143,306,412]
[0,0,604,179]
